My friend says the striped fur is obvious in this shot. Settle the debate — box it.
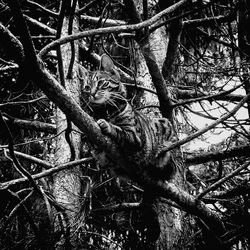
[86,55,175,180]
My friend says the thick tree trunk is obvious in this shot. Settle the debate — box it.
[52,15,82,249]
[134,2,187,248]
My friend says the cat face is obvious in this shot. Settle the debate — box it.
[85,55,126,106]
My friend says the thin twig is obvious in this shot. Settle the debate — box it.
[197,160,250,199]
[39,0,189,57]
[0,157,94,190]
[161,93,250,153]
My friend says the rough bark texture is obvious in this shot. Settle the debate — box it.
[132,1,188,248]
[52,16,82,249]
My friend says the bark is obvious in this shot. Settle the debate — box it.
[52,12,83,249]
[126,1,188,248]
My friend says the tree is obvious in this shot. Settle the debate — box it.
[0,0,249,249]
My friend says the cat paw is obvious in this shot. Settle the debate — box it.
[97,119,111,134]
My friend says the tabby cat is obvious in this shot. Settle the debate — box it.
[84,54,175,181]
[84,54,175,242]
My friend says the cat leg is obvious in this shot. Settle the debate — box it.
[97,119,141,148]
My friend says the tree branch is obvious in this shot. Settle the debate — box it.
[0,157,93,190]
[25,0,59,18]
[1,149,53,169]
[11,118,56,133]
[160,93,250,153]
[80,15,126,26]
[38,0,189,57]
[24,15,56,35]
[93,202,140,214]
[197,160,250,199]
[185,145,250,165]
[0,22,24,65]
[174,84,245,107]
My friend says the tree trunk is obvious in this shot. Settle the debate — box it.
[134,2,188,248]
[52,13,83,249]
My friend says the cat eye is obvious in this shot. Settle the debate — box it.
[98,80,109,88]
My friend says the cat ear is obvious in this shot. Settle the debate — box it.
[100,54,120,81]
[100,54,114,72]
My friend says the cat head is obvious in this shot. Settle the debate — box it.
[85,54,127,107]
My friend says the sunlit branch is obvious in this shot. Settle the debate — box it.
[24,15,56,35]
[25,0,59,18]
[1,149,53,169]
[162,93,250,153]
[80,15,126,26]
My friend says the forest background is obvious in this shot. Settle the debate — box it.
[0,0,250,249]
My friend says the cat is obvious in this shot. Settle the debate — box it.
[83,54,176,242]
[84,54,175,181]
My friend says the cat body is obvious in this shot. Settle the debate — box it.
[85,54,175,180]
